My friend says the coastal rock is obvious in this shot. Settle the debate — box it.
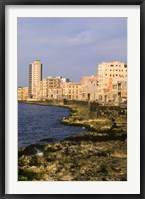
[39,137,54,143]
[19,144,44,156]
[18,103,127,181]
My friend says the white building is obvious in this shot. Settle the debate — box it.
[29,60,42,99]
[97,61,127,103]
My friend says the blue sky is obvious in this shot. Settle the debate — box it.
[18,17,127,86]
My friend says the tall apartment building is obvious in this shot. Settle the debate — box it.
[97,61,127,103]
[29,60,42,99]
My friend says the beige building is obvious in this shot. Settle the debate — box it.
[62,82,82,100]
[42,78,47,99]
[19,60,127,105]
[18,87,29,101]
[110,80,127,105]
[41,77,63,100]
[29,60,42,99]
[81,75,98,101]
[97,61,127,103]
[34,81,43,100]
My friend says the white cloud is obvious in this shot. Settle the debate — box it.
[67,30,92,46]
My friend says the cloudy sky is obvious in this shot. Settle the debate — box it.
[18,17,127,86]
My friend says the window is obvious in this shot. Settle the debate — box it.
[112,94,117,99]
[99,95,102,100]
[118,83,121,90]
[118,92,121,97]
[113,85,117,89]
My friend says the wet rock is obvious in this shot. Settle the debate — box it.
[39,137,54,143]
[44,143,62,152]
[19,144,44,156]
[19,138,127,181]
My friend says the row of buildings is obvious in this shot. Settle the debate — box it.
[18,60,127,105]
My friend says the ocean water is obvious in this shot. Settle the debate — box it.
[18,103,88,148]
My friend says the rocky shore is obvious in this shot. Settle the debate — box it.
[18,101,127,181]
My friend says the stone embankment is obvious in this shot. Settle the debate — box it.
[18,100,127,181]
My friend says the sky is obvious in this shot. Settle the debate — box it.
[18,17,127,87]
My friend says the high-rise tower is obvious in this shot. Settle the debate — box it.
[29,60,42,99]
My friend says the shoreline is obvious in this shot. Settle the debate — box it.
[18,100,127,181]
[19,100,127,134]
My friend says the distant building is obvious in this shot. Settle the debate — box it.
[18,60,127,106]
[40,76,63,100]
[81,75,98,101]
[110,80,127,105]
[61,78,70,83]
[29,60,42,99]
[62,82,82,100]
[97,61,127,103]
[47,77,62,99]
[35,81,43,100]
[42,78,48,99]
[18,87,28,101]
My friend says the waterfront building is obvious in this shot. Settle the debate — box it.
[62,82,82,100]
[42,76,62,100]
[42,78,48,99]
[97,61,127,103]
[18,87,29,101]
[29,60,42,99]
[61,78,70,83]
[35,81,43,100]
[18,60,127,106]
[81,75,98,101]
[18,87,23,100]
[47,76,61,89]
[109,80,127,105]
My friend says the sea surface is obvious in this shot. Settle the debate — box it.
[18,103,88,148]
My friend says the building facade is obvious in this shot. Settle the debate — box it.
[47,77,62,99]
[29,60,42,99]
[97,61,127,104]
[81,75,98,101]
[18,87,29,101]
[62,82,82,100]
[18,60,127,106]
